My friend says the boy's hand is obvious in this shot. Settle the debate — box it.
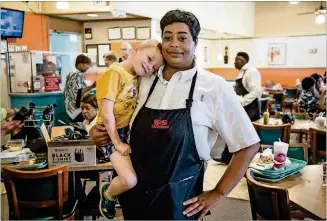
[115,142,131,156]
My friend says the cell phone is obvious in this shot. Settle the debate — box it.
[64,128,74,136]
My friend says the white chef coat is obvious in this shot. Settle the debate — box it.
[130,63,260,161]
[236,63,262,107]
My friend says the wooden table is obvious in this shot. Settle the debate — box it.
[256,118,325,133]
[260,165,326,220]
[69,162,113,172]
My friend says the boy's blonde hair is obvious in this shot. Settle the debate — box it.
[136,39,162,52]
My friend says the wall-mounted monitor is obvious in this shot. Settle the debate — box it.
[1,8,25,38]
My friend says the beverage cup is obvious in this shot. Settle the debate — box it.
[273,141,289,170]
[315,117,326,128]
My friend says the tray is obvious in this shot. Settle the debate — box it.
[7,160,48,170]
[253,169,302,183]
[249,158,307,180]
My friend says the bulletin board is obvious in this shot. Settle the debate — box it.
[86,43,111,67]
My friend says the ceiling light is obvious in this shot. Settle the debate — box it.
[87,14,99,17]
[315,14,326,24]
[56,1,69,10]
[289,1,299,4]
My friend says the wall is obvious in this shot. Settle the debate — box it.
[255,1,326,37]
[41,1,112,14]
[207,35,326,68]
[48,17,84,34]
[111,1,255,37]
[84,19,151,57]
[7,14,49,51]
[198,35,326,86]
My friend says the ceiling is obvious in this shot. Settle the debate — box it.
[55,12,147,21]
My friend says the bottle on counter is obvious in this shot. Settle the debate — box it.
[263,109,270,125]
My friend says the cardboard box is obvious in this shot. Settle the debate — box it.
[47,140,96,168]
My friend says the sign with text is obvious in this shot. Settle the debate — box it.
[44,76,59,92]
[47,140,96,168]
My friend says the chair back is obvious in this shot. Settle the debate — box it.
[3,164,69,220]
[284,87,297,98]
[246,169,291,220]
[253,122,291,145]
[309,127,326,164]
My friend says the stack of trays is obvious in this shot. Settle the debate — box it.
[249,158,307,182]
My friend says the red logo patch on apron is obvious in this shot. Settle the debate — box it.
[152,119,169,129]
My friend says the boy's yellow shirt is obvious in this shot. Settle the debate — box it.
[96,62,138,129]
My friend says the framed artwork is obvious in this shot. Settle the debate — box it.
[268,43,286,65]
[108,27,121,40]
[84,28,92,40]
[122,27,136,40]
[136,27,151,40]
[86,43,111,66]
[97,44,111,66]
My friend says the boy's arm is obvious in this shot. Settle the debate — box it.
[101,99,122,147]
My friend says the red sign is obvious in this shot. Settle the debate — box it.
[44,76,59,92]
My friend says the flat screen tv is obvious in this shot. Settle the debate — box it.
[1,8,25,38]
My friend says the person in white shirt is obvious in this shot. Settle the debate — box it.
[90,9,260,220]
[234,52,262,122]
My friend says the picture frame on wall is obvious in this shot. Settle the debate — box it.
[136,27,151,40]
[122,27,136,40]
[268,43,286,65]
[108,27,121,40]
[84,28,92,40]
[97,44,111,66]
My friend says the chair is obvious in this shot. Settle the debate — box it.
[261,143,308,162]
[2,164,78,220]
[309,127,326,164]
[246,169,292,220]
[253,122,291,145]
[283,87,298,111]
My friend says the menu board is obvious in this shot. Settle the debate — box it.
[44,76,59,92]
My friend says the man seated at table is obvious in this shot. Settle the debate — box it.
[298,77,318,119]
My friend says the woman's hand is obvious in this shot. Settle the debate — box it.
[1,121,23,136]
[89,124,111,146]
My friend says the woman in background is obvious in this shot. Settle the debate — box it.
[103,51,118,68]
[81,93,98,127]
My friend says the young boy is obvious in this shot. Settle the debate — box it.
[298,77,318,118]
[96,40,164,219]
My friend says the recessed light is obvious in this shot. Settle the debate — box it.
[289,1,299,4]
[87,14,99,17]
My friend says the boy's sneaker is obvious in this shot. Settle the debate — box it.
[99,182,116,219]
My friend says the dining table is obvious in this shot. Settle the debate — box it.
[256,117,326,133]
[260,165,326,220]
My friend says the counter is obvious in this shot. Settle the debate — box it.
[9,91,68,126]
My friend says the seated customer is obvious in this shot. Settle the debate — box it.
[81,93,98,127]
[298,77,318,118]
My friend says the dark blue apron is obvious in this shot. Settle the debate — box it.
[118,72,205,220]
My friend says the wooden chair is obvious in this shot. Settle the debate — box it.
[253,122,291,145]
[246,169,292,220]
[309,127,326,164]
[2,164,78,220]
[283,87,298,111]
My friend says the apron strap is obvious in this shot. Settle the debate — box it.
[143,75,159,106]
[186,72,198,108]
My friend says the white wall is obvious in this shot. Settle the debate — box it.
[111,2,255,37]
[202,35,326,68]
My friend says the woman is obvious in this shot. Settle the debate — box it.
[80,93,98,127]
[64,54,95,123]
[310,73,324,99]
[90,9,260,220]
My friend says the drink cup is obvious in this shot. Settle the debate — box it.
[273,141,289,170]
[315,117,326,128]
